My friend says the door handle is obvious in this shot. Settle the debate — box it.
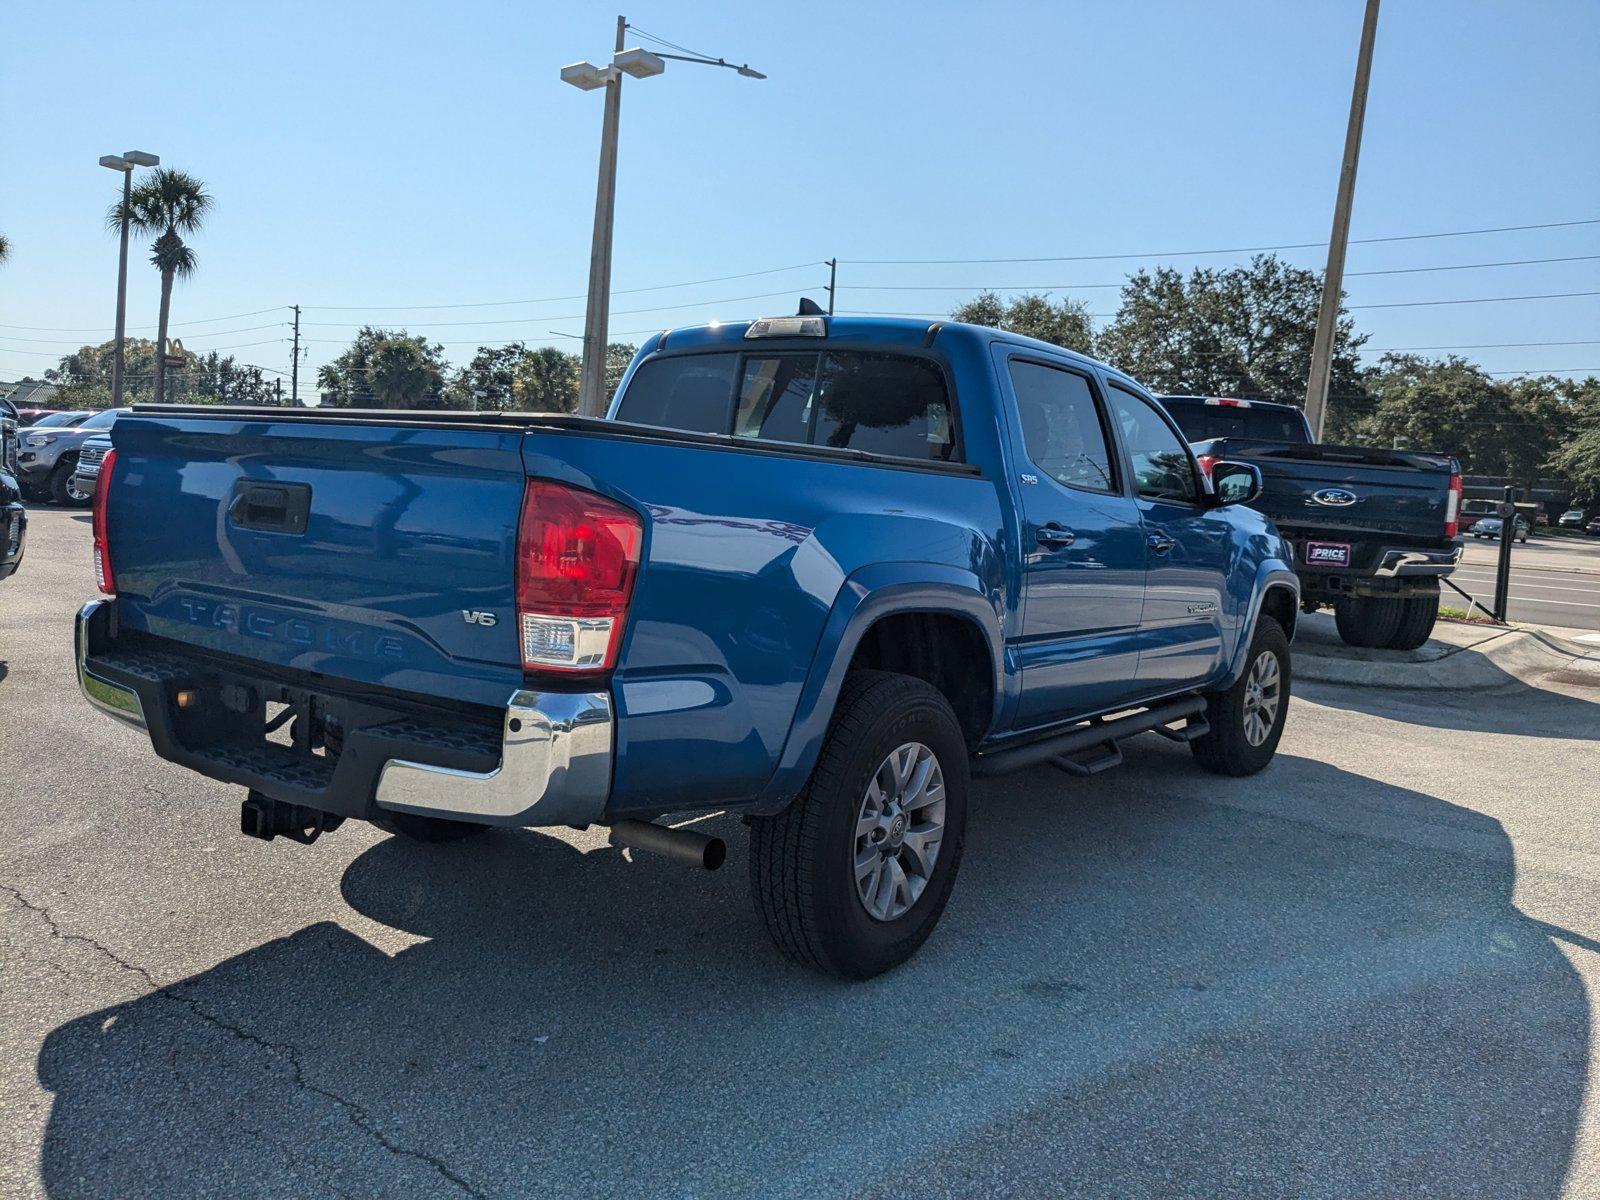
[1036,523,1076,549]
[1146,531,1176,554]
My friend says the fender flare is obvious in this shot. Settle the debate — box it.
[1223,565,1300,687]
[750,562,1003,814]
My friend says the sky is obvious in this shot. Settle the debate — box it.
[2,0,1597,404]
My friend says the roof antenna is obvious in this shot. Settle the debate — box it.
[796,297,826,316]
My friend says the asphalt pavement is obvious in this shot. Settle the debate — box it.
[1452,535,1600,631]
[4,505,1600,1199]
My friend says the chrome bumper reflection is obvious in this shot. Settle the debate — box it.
[1373,545,1462,577]
[75,600,147,730]
[376,689,613,827]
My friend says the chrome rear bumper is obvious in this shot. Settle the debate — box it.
[1372,545,1462,577]
[375,690,612,826]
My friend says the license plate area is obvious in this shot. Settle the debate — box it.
[1304,540,1352,567]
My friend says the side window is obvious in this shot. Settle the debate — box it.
[734,354,819,445]
[812,353,954,460]
[613,353,737,434]
[1007,360,1116,492]
[1106,384,1199,503]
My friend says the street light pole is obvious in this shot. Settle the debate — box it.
[102,150,159,408]
[563,20,765,418]
[1303,0,1380,440]
[576,15,628,419]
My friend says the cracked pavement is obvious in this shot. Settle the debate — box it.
[5,505,1600,1198]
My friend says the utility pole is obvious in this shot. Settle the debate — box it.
[577,15,629,419]
[274,378,283,405]
[290,305,301,406]
[825,258,837,315]
[1303,0,1380,441]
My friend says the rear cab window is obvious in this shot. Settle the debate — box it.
[1161,399,1311,444]
[616,349,957,463]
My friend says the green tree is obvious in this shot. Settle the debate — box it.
[605,341,638,404]
[46,339,162,407]
[951,292,1095,354]
[318,327,458,409]
[0,232,9,265]
[44,339,271,407]
[447,342,528,411]
[513,347,581,413]
[114,168,213,405]
[1546,377,1600,504]
[1350,352,1574,483]
[1096,255,1368,426]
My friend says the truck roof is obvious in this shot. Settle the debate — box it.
[648,315,1126,378]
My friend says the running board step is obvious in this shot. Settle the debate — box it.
[1150,717,1210,743]
[971,694,1207,778]
[1051,743,1124,777]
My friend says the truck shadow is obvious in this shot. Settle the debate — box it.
[35,755,1587,1198]
[1300,672,1600,740]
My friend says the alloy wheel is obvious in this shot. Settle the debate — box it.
[853,742,946,922]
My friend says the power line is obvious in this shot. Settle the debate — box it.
[298,262,824,311]
[300,289,807,329]
[839,217,1600,266]
[0,306,288,334]
[837,253,1600,291]
[839,291,1600,319]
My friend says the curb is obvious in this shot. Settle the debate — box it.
[1292,618,1600,692]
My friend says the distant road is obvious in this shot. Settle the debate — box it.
[1451,535,1600,631]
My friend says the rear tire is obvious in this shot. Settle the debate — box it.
[748,670,969,979]
[1191,615,1290,777]
[1385,592,1440,651]
[372,812,491,843]
[1333,595,1404,648]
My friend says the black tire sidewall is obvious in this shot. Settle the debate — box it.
[810,680,969,976]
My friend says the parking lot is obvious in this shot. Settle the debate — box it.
[4,506,1600,1199]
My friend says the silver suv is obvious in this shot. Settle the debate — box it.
[17,407,127,506]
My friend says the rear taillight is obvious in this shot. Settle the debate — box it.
[515,479,642,673]
[1445,472,1463,539]
[1195,453,1220,478]
[92,448,117,595]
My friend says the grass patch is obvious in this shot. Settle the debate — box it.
[1440,604,1501,625]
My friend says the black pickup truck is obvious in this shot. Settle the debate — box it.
[1160,396,1461,650]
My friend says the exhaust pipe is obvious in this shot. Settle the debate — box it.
[607,819,725,871]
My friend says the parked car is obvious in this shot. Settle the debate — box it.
[1,398,26,581]
[19,409,90,430]
[1558,509,1587,529]
[1588,517,1600,537]
[76,315,1300,978]
[17,407,127,505]
[1157,395,1461,651]
[1458,497,1498,533]
[70,433,113,499]
[1471,515,1529,543]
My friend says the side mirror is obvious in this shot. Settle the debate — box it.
[1210,460,1262,507]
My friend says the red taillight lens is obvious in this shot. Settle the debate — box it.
[515,479,642,673]
[1445,472,1463,539]
[92,448,117,595]
[1195,453,1220,478]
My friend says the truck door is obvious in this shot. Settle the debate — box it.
[997,351,1150,725]
[1101,381,1230,688]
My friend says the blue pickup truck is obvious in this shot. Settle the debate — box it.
[77,316,1299,977]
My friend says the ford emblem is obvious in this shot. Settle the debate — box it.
[1311,487,1359,507]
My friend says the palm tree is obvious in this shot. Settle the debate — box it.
[112,169,212,403]
[0,232,10,266]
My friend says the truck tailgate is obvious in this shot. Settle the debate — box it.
[106,410,528,707]
[1236,443,1453,541]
